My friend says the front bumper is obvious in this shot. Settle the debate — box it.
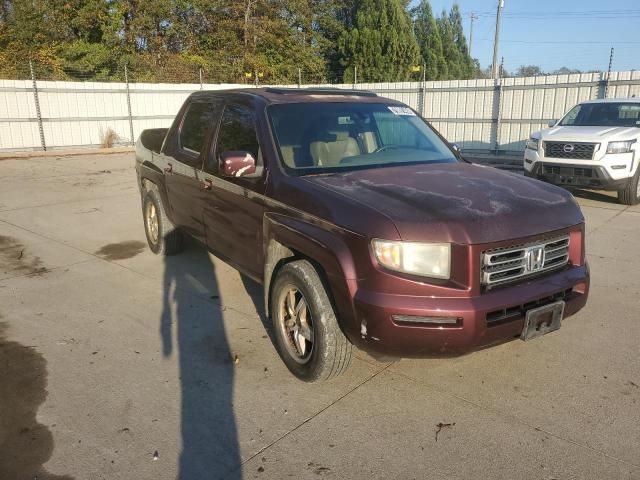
[350,264,589,357]
[523,147,636,191]
[524,162,630,191]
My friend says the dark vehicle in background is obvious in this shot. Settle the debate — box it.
[135,88,589,382]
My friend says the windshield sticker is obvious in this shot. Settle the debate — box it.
[388,106,416,116]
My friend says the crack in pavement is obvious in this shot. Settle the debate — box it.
[232,362,393,476]
[0,191,138,213]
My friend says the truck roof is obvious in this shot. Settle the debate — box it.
[579,97,640,105]
[188,87,405,105]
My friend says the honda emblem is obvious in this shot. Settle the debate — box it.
[525,246,545,272]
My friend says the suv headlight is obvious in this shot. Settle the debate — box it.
[372,240,450,279]
[526,137,539,151]
[606,139,636,154]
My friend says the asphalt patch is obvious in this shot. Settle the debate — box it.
[0,235,48,277]
[95,241,146,261]
[0,320,74,479]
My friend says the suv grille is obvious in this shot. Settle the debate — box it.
[544,141,597,160]
[543,165,594,177]
[481,236,570,288]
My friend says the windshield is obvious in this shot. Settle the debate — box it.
[268,102,457,174]
[560,102,640,127]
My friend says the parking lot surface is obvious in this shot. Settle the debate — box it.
[1,153,639,480]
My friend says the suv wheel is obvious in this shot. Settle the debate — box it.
[618,168,640,206]
[142,188,184,255]
[270,260,353,382]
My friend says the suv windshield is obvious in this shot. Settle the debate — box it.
[268,102,457,173]
[560,102,640,127]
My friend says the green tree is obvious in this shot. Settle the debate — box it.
[448,4,474,78]
[437,9,463,80]
[515,65,544,77]
[412,0,445,80]
[338,0,420,82]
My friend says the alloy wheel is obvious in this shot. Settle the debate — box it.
[277,286,314,364]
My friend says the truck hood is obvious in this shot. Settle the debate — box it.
[537,125,640,142]
[303,163,583,244]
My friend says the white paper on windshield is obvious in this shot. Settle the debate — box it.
[388,106,416,116]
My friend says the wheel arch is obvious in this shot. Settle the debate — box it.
[263,214,361,342]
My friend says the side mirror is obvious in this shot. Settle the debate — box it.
[452,143,462,156]
[220,151,257,178]
[548,119,558,127]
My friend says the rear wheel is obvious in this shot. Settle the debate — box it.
[618,168,640,206]
[270,260,352,382]
[142,188,184,255]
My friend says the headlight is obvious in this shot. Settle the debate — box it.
[526,137,539,151]
[606,139,636,154]
[372,240,451,279]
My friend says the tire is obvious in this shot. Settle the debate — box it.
[142,188,184,255]
[618,168,640,206]
[270,260,353,382]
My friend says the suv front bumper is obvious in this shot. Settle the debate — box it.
[523,147,636,191]
[350,264,589,357]
[524,162,630,191]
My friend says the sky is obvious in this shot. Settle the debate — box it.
[411,0,640,74]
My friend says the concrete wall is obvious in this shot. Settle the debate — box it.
[1,71,639,152]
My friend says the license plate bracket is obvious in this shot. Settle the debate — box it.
[521,301,565,341]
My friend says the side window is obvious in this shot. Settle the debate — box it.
[180,102,216,154]
[216,103,260,161]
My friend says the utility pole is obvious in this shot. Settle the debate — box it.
[499,56,504,78]
[469,12,478,58]
[491,0,504,79]
[605,47,614,98]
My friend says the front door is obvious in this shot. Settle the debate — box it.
[201,100,267,280]
[163,100,222,243]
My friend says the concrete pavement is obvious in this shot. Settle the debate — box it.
[0,153,638,480]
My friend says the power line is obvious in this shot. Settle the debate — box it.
[482,39,640,45]
[470,9,640,18]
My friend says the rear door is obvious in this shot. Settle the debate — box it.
[162,99,222,243]
[201,99,267,279]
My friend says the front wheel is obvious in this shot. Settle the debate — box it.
[270,260,353,382]
[618,169,640,206]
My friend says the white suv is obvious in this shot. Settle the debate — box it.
[524,98,640,205]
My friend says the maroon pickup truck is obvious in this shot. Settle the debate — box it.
[135,88,589,382]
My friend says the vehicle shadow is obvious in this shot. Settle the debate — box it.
[160,239,241,480]
[239,274,272,340]
[570,188,619,205]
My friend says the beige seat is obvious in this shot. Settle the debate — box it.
[310,132,360,166]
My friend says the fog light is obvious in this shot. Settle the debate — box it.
[392,315,462,327]
[611,165,627,170]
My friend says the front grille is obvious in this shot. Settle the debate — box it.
[544,141,597,160]
[486,288,573,327]
[543,165,593,178]
[481,236,570,288]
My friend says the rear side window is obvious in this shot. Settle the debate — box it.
[180,102,216,153]
[217,104,259,160]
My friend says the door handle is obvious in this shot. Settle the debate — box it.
[202,179,213,191]
[164,162,173,173]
